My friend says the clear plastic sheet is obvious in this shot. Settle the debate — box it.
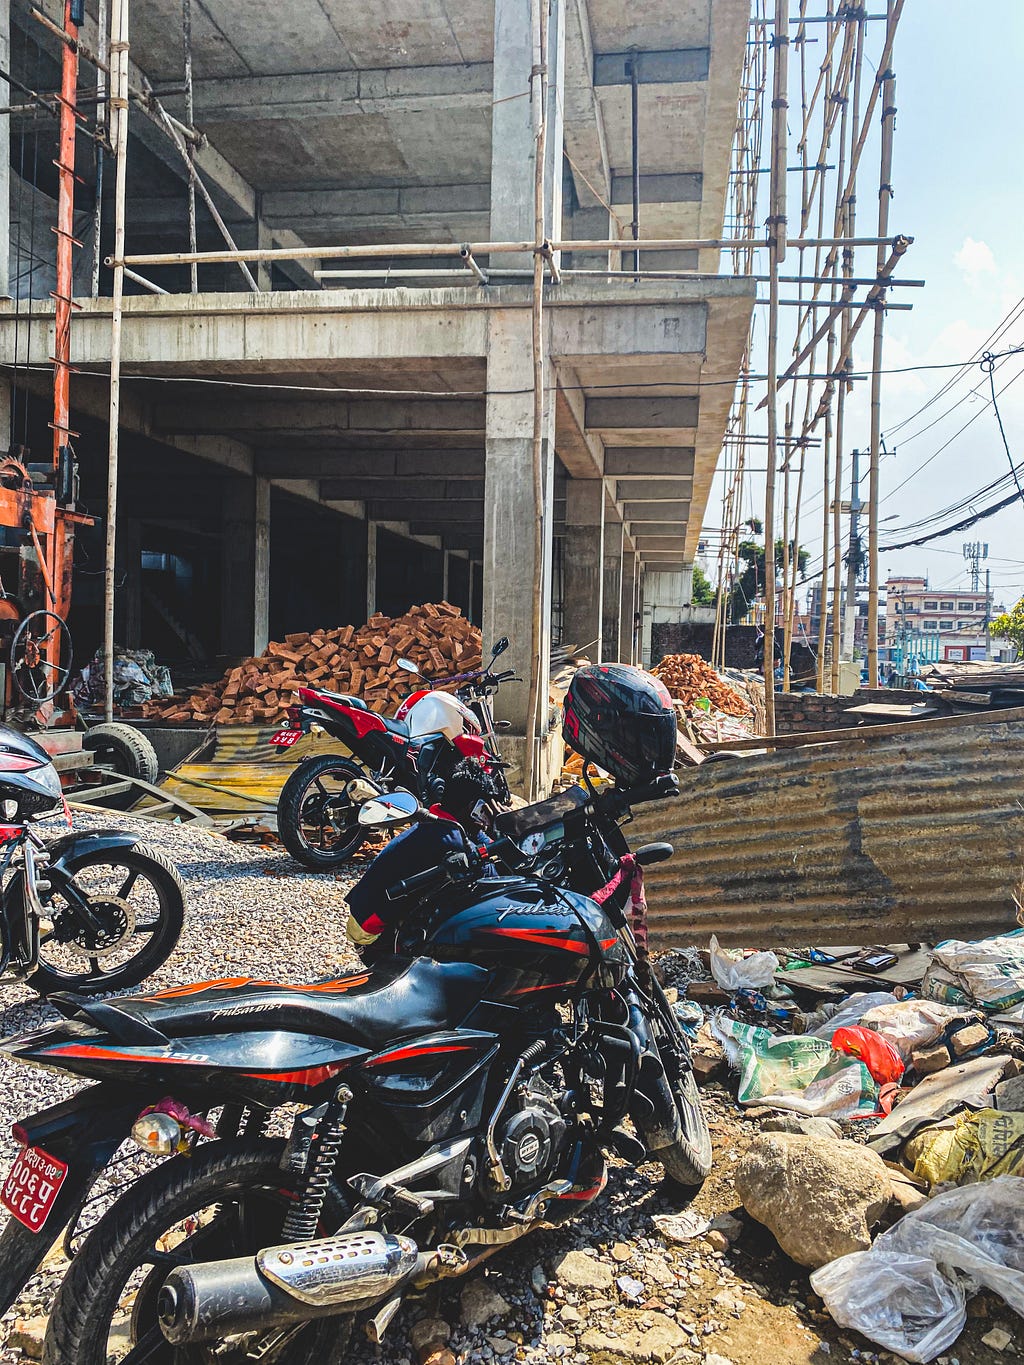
[811,1177,1024,1362]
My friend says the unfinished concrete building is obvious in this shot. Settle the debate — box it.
[0,0,753,785]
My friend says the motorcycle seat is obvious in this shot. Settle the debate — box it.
[312,690,370,712]
[379,715,410,737]
[50,957,490,1053]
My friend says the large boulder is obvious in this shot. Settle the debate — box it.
[735,1132,894,1268]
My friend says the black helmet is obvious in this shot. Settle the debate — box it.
[563,664,676,787]
[0,725,63,821]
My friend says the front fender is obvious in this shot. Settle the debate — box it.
[0,1083,145,1315]
[45,829,146,872]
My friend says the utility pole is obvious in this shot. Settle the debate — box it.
[842,447,862,661]
[962,540,988,593]
[984,566,992,660]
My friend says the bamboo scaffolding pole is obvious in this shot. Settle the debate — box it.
[867,6,899,686]
[104,0,128,723]
[112,235,901,271]
[781,400,793,688]
[90,0,108,298]
[522,0,549,803]
[182,0,197,294]
[763,0,789,733]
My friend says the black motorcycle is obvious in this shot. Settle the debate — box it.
[0,725,185,996]
[0,792,706,1363]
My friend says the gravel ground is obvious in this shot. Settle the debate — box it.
[0,814,1016,1365]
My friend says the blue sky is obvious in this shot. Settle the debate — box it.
[710,1,1024,612]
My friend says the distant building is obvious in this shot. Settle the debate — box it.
[885,575,992,664]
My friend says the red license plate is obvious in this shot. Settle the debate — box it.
[270,729,302,748]
[1,1146,68,1232]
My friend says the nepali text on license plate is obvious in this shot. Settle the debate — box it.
[270,729,301,748]
[1,1146,68,1232]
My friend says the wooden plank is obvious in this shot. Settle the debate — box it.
[705,702,1024,752]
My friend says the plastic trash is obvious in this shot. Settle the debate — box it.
[929,931,1024,1012]
[804,991,900,1039]
[858,998,971,1059]
[811,1176,1024,1362]
[831,1026,905,1085]
[709,934,780,992]
[905,1107,1024,1186]
[710,1016,878,1117]
[673,999,705,1037]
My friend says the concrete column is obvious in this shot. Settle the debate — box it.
[255,214,273,293]
[0,379,10,453]
[482,307,555,737]
[366,519,378,616]
[441,549,450,603]
[490,0,565,267]
[0,0,8,300]
[601,506,624,661]
[620,547,639,665]
[220,475,270,656]
[562,478,604,657]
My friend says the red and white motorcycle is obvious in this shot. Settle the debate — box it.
[272,637,516,868]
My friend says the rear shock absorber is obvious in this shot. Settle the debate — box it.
[280,1085,352,1242]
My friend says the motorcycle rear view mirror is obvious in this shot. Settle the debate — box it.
[396,658,420,675]
[634,842,675,866]
[490,636,509,659]
[358,790,422,828]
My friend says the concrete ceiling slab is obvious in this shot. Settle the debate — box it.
[623,501,690,520]
[604,447,695,476]
[615,478,693,500]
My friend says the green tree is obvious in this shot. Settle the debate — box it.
[727,518,810,623]
[991,596,1024,659]
[691,564,714,606]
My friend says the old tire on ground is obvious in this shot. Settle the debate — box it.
[277,753,372,869]
[43,1138,351,1365]
[83,722,160,810]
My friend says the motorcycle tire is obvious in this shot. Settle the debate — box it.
[44,1138,351,1365]
[277,754,375,869]
[634,989,713,1190]
[27,842,185,996]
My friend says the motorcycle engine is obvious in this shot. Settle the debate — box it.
[498,1076,569,1192]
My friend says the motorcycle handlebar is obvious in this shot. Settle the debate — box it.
[386,850,472,902]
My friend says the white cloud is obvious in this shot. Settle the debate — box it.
[954,236,997,280]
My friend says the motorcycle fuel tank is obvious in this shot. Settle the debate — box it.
[420,879,629,1000]
[402,691,480,742]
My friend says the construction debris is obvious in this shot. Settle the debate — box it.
[142,603,481,725]
[651,653,751,718]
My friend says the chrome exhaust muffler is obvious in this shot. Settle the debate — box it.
[159,1230,431,1345]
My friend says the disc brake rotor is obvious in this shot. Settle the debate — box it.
[59,895,137,958]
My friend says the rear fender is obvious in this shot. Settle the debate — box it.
[44,829,147,870]
[0,1083,144,1315]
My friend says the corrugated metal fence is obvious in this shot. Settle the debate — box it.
[627,709,1024,948]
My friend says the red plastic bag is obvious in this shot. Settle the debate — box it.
[831,1025,906,1085]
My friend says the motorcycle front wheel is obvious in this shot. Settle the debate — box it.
[277,755,375,869]
[27,843,185,996]
[44,1138,351,1365]
[635,986,713,1189]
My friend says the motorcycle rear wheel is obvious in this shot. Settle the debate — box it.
[44,1138,350,1365]
[277,755,374,869]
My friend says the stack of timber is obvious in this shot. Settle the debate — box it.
[919,660,1024,709]
[143,603,481,725]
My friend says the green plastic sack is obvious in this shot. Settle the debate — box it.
[711,1017,878,1117]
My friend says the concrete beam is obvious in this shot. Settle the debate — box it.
[624,522,687,536]
[369,499,481,522]
[553,301,705,360]
[261,183,491,235]
[610,172,702,205]
[173,64,493,124]
[155,398,485,436]
[585,395,699,433]
[623,501,690,521]
[604,447,696,477]
[615,478,693,501]
[635,537,688,551]
[254,450,484,478]
[594,48,710,86]
[320,478,483,501]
